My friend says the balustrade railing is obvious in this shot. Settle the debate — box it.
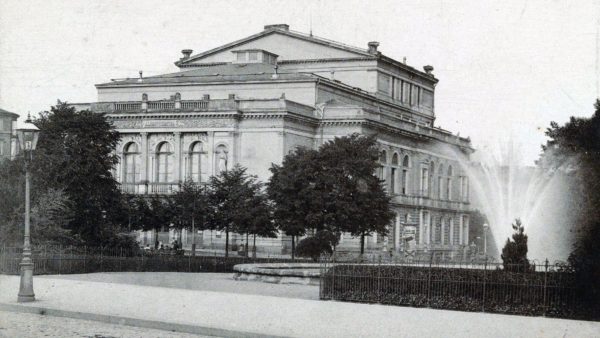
[114,102,141,112]
[119,182,178,195]
[148,101,175,110]
[181,100,209,110]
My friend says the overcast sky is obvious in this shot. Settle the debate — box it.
[1,0,598,165]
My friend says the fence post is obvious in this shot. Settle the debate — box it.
[482,257,487,312]
[378,255,382,303]
[543,258,549,316]
[332,252,336,301]
[100,246,103,272]
[83,246,87,273]
[58,245,62,275]
[119,247,123,271]
[427,251,433,307]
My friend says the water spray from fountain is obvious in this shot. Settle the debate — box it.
[444,139,578,262]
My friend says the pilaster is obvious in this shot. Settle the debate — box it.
[173,132,182,183]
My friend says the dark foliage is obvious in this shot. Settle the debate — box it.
[320,264,591,319]
[268,133,394,256]
[501,219,530,271]
[540,100,600,312]
[30,103,124,245]
[295,231,336,261]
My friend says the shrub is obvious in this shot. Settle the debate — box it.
[296,231,334,261]
[501,219,530,271]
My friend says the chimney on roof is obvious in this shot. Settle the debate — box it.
[423,65,434,75]
[368,41,379,54]
[181,49,193,60]
[264,24,290,31]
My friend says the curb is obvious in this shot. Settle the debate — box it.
[0,302,288,338]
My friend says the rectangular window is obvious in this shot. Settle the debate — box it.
[248,51,259,61]
[394,79,402,100]
[236,52,246,62]
[0,120,3,131]
[421,90,434,109]
[402,82,411,104]
[0,141,4,155]
[438,176,443,199]
[377,73,391,95]
[411,85,420,106]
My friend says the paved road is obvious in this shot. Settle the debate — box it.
[39,272,319,300]
[0,310,210,338]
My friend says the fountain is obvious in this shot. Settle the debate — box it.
[456,141,578,262]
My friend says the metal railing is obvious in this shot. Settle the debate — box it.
[0,245,310,275]
[319,254,580,318]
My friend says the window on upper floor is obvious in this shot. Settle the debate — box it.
[422,90,434,109]
[402,82,411,104]
[248,51,259,61]
[236,52,246,62]
[411,85,420,106]
[0,120,3,131]
[0,141,4,155]
[377,73,391,95]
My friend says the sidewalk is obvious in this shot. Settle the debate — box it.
[1,275,599,338]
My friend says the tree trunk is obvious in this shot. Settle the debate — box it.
[360,234,365,255]
[245,232,249,257]
[253,234,257,259]
[154,227,159,249]
[291,235,295,260]
[225,227,229,258]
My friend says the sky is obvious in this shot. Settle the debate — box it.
[1,0,598,165]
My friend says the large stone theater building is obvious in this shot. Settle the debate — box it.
[79,24,473,257]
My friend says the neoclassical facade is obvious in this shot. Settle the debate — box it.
[0,108,18,162]
[77,24,473,257]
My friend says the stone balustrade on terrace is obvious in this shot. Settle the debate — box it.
[391,192,469,211]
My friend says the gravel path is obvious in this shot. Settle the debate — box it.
[0,311,210,338]
[39,272,319,300]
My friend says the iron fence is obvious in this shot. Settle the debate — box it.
[0,245,309,275]
[319,254,581,319]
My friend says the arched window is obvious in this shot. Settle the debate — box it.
[188,142,204,182]
[379,150,387,182]
[156,142,173,182]
[402,155,410,167]
[123,142,140,183]
[391,153,399,193]
[401,155,410,195]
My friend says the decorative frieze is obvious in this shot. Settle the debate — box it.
[112,118,236,129]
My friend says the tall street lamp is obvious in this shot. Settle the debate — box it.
[16,114,39,303]
[483,223,489,257]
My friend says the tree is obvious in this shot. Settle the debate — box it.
[171,180,207,254]
[540,100,600,311]
[268,133,393,256]
[31,102,124,245]
[206,165,272,258]
[501,219,529,271]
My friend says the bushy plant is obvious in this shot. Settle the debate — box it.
[296,231,335,261]
[501,219,530,271]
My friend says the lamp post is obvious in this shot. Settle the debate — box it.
[16,114,39,303]
[483,223,489,257]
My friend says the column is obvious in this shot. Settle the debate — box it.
[464,216,470,245]
[140,132,148,193]
[394,214,400,252]
[207,132,215,177]
[449,218,454,245]
[440,218,445,245]
[418,210,424,245]
[459,216,464,245]
[173,132,181,183]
